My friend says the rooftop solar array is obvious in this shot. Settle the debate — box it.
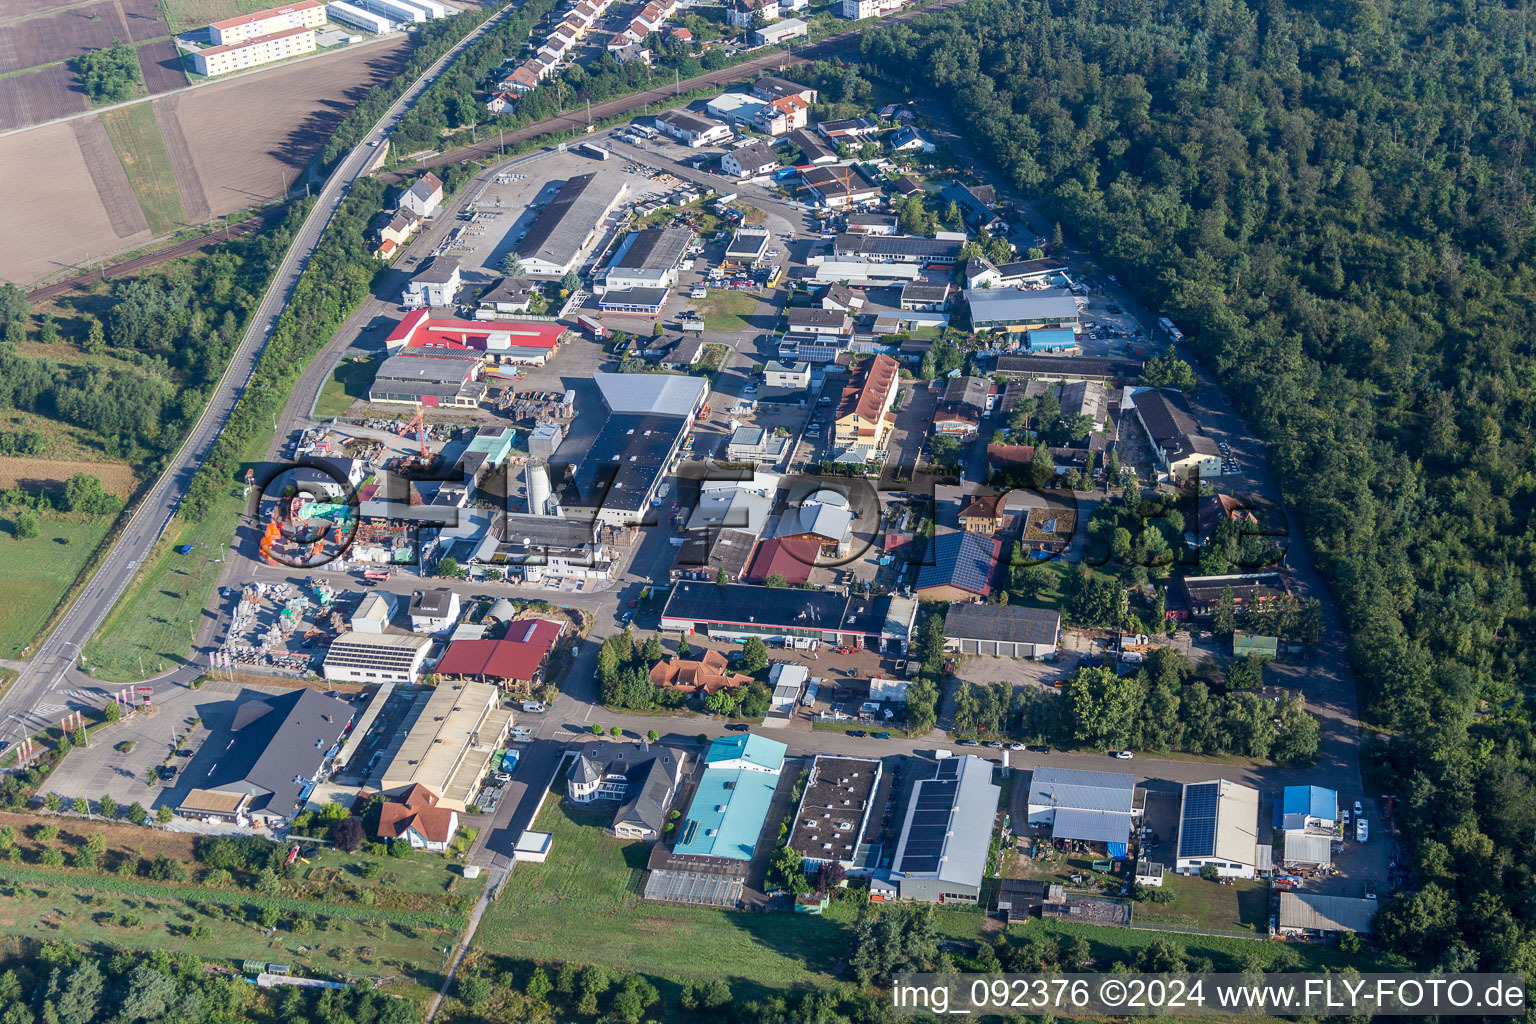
[1178,782,1220,859]
[898,778,957,873]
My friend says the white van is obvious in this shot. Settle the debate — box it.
[521,701,547,713]
[932,749,954,759]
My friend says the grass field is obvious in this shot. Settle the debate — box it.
[694,290,763,332]
[158,0,274,34]
[0,514,113,659]
[81,508,231,680]
[100,102,187,236]
[1127,872,1269,933]
[313,355,378,419]
[0,456,136,497]
[474,793,850,987]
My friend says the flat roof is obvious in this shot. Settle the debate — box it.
[594,371,707,417]
[564,413,686,513]
[788,756,881,862]
[994,353,1142,380]
[966,287,1079,322]
[375,353,479,385]
[675,735,786,861]
[1279,892,1377,934]
[515,173,624,269]
[945,603,1060,646]
[661,581,847,632]
[382,680,513,809]
[835,234,963,260]
[608,226,692,271]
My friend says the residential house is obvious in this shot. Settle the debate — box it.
[408,587,461,633]
[888,126,936,153]
[376,784,458,852]
[399,172,444,218]
[899,281,951,311]
[763,359,810,388]
[722,141,779,178]
[819,282,865,312]
[958,494,1008,535]
[1130,388,1221,485]
[914,530,999,602]
[787,306,852,335]
[833,353,899,453]
[650,649,753,696]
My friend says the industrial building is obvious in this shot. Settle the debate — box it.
[841,0,905,17]
[593,226,692,294]
[833,233,964,265]
[192,26,316,76]
[353,0,424,21]
[208,0,324,44]
[384,308,568,364]
[787,756,882,872]
[514,173,627,276]
[321,631,433,684]
[721,141,780,178]
[994,353,1142,383]
[966,287,1081,333]
[1277,893,1377,937]
[888,755,999,903]
[674,734,787,860]
[660,583,915,651]
[654,109,733,147]
[1026,766,1139,857]
[1130,388,1223,485]
[557,373,706,526]
[380,680,514,811]
[326,0,391,31]
[367,351,486,407]
[434,618,564,691]
[175,689,353,827]
[1175,779,1264,878]
[943,603,1061,658]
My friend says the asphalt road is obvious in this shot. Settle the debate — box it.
[0,0,534,745]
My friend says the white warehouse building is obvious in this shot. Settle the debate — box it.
[353,0,425,23]
[327,0,392,31]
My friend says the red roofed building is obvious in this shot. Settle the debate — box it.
[384,309,568,366]
[833,353,900,451]
[986,444,1037,475]
[376,784,459,852]
[649,650,752,696]
[746,535,820,585]
[435,619,564,692]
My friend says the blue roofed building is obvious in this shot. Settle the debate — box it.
[1281,785,1338,831]
[1027,328,1078,352]
[673,734,788,861]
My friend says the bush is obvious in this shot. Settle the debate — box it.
[143,855,188,882]
[1198,864,1220,882]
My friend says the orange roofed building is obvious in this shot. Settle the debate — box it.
[833,353,900,452]
[376,784,459,852]
[649,649,752,696]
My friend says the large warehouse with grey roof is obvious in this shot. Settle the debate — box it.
[514,173,627,276]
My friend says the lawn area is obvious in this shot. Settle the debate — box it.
[1129,872,1269,933]
[314,355,378,419]
[1006,555,1073,609]
[475,788,851,987]
[0,513,113,659]
[159,0,274,33]
[693,290,763,332]
[1029,918,1381,972]
[100,102,187,236]
[82,500,235,680]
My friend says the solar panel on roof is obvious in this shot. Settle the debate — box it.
[1178,782,1220,859]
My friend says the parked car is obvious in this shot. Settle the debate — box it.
[725,723,751,732]
[522,701,547,713]
[872,731,891,740]
[984,741,1004,749]
[1353,799,1363,817]
[958,739,980,747]
[1114,750,1134,759]
[847,730,866,738]
[1028,745,1050,753]
[1007,743,1026,751]
[1356,818,1369,842]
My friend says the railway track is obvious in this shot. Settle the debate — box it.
[25,206,288,303]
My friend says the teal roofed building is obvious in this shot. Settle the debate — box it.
[674,734,788,861]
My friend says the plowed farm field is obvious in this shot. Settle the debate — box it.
[136,37,190,95]
[0,63,89,131]
[0,36,411,285]
[0,2,132,75]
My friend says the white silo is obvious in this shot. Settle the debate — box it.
[526,461,552,516]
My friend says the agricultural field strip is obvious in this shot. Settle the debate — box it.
[0,862,470,930]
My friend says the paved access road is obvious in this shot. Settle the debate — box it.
[0,0,534,746]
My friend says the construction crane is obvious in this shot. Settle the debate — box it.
[399,403,428,458]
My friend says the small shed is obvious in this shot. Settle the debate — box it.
[1232,631,1279,658]
[514,829,553,863]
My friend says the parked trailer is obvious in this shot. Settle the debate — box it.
[580,142,610,161]
[576,314,605,339]
[1157,316,1185,344]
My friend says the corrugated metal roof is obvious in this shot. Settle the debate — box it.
[1052,806,1133,844]
[1279,892,1376,934]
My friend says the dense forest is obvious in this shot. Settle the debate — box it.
[0,210,302,467]
[863,0,1536,972]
